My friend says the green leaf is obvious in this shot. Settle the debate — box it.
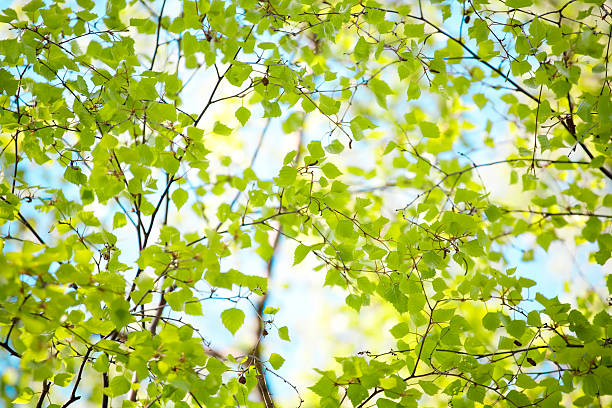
[325,139,344,154]
[213,121,232,136]
[263,100,282,117]
[527,310,541,327]
[368,78,393,108]
[309,374,335,396]
[376,398,399,408]
[277,166,298,187]
[467,385,485,402]
[308,141,326,159]
[506,0,533,9]
[282,112,305,133]
[321,162,342,179]
[506,320,526,339]
[185,300,203,315]
[485,205,502,222]
[354,37,371,61]
[149,102,177,122]
[390,322,410,338]
[157,153,180,174]
[53,372,74,387]
[12,388,34,404]
[268,353,285,369]
[516,373,538,389]
[221,308,245,335]
[294,244,310,265]
[473,93,487,108]
[235,106,251,126]
[347,383,368,406]
[404,23,425,38]
[319,95,340,115]
[93,353,110,373]
[109,375,131,396]
[264,306,279,314]
[483,312,500,331]
[171,188,188,209]
[419,381,440,396]
[278,326,290,341]
[350,115,377,140]
[112,212,127,229]
[226,63,252,87]
[419,121,440,138]
[455,188,480,203]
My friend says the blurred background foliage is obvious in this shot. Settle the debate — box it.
[0,0,611,407]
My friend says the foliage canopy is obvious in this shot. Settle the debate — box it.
[0,0,611,407]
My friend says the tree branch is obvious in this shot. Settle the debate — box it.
[61,346,93,408]
[102,372,109,408]
[563,94,612,181]
[249,125,304,407]
[16,210,46,245]
[128,282,172,402]
[0,318,20,358]
[149,0,167,71]
[251,228,281,408]
[502,208,612,219]
[35,379,50,408]
[0,340,21,358]
[193,26,253,127]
